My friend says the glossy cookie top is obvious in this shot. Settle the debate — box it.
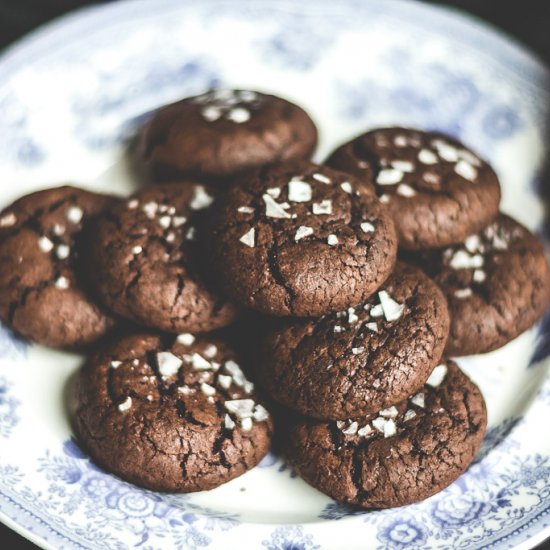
[326,127,501,250]
[69,332,273,492]
[285,360,486,508]
[205,160,397,317]
[410,214,550,355]
[258,262,449,419]
[0,185,117,349]
[134,89,318,182]
[87,182,238,333]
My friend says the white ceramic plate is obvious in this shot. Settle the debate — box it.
[0,1,549,548]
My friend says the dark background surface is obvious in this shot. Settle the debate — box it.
[0,0,548,548]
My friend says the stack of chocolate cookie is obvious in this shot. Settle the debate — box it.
[0,90,318,494]
[0,89,548,509]
[326,128,550,356]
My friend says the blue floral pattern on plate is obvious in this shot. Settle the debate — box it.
[0,376,20,439]
[262,526,321,550]
[0,326,27,360]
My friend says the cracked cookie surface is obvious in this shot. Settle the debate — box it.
[408,214,550,355]
[326,127,501,250]
[205,160,397,317]
[284,360,486,508]
[0,185,117,348]
[87,182,238,333]
[69,332,273,492]
[134,89,318,182]
[258,262,449,419]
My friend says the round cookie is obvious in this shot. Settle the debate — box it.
[326,127,501,250]
[205,161,397,317]
[134,89,318,182]
[87,182,238,333]
[0,186,117,349]
[69,332,273,492]
[285,360,486,508]
[258,262,449,419]
[409,214,550,356]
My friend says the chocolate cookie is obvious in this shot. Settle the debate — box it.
[285,360,486,508]
[326,128,501,250]
[88,182,238,333]
[205,161,397,317]
[0,186,117,349]
[408,214,550,355]
[134,89,318,182]
[258,263,449,419]
[69,332,273,492]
